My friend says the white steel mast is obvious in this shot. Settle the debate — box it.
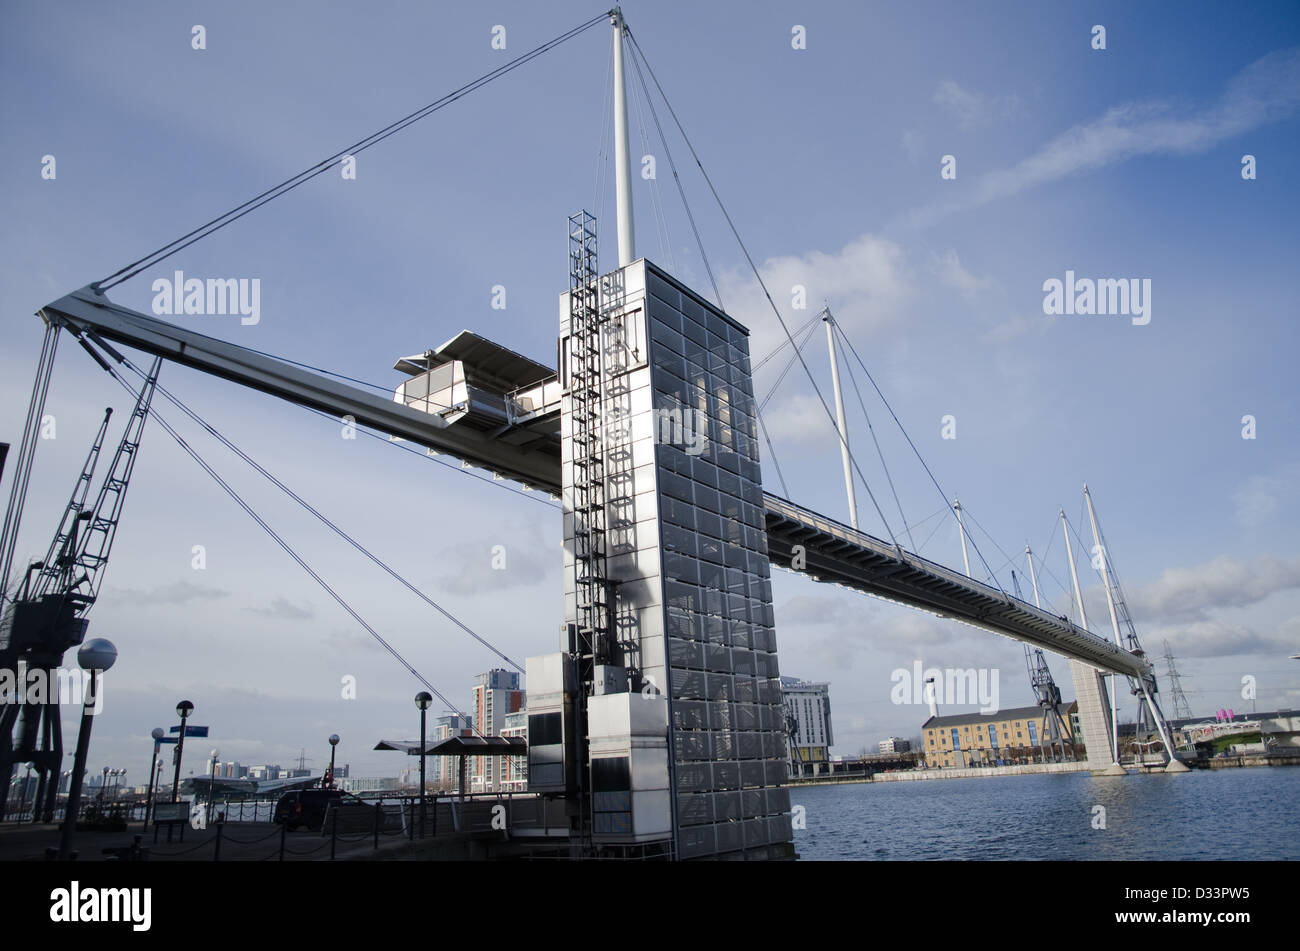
[612,7,636,267]
[1025,544,1042,608]
[822,308,858,529]
[1063,506,1124,772]
[1084,484,1188,772]
[954,500,971,578]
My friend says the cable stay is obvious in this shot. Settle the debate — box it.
[107,353,525,675]
[830,315,915,551]
[749,316,822,499]
[627,48,676,273]
[623,31,722,307]
[829,317,1005,593]
[300,407,561,511]
[751,311,821,374]
[628,28,919,555]
[95,10,614,291]
[77,342,489,729]
[959,503,1029,591]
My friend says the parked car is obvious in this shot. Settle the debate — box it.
[274,789,370,831]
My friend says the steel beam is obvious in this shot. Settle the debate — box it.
[39,286,563,493]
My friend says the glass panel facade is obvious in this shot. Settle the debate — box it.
[561,260,790,859]
[645,263,789,857]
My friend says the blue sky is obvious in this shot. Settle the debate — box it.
[1,1,1298,781]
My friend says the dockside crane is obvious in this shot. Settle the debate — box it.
[1012,568,1075,764]
[0,356,162,820]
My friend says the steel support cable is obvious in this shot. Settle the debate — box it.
[628,53,676,273]
[239,344,420,398]
[916,509,949,556]
[300,406,559,510]
[750,320,820,498]
[905,505,948,537]
[624,35,723,308]
[0,322,60,606]
[96,364,478,731]
[113,358,524,673]
[751,319,821,498]
[1039,514,1075,601]
[1032,518,1077,612]
[959,504,1026,590]
[833,321,915,551]
[96,10,614,290]
[593,35,614,242]
[752,311,821,374]
[830,321,1005,591]
[757,318,820,414]
[1060,508,1095,616]
[627,31,901,551]
[1066,504,1124,631]
[1091,512,1139,636]
[753,406,789,498]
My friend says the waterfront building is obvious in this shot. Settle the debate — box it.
[472,669,524,792]
[879,737,911,754]
[501,710,528,791]
[781,677,833,776]
[430,714,475,786]
[921,703,1079,767]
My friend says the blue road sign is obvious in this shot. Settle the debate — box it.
[169,725,210,737]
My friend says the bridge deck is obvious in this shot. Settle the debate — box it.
[762,495,1148,678]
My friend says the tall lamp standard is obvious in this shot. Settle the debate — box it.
[171,700,193,802]
[208,750,220,817]
[414,692,432,839]
[327,734,339,789]
[152,757,164,821]
[58,637,116,860]
[143,728,164,830]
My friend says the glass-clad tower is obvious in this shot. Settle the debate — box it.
[557,256,793,859]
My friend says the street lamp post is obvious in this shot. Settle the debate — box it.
[58,638,117,860]
[415,692,432,839]
[208,749,220,819]
[152,758,164,820]
[143,728,164,830]
[171,700,193,803]
[327,734,339,789]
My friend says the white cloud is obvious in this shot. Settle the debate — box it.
[933,249,993,297]
[1127,553,1300,623]
[777,592,968,672]
[910,46,1300,226]
[718,233,912,366]
[109,580,229,606]
[759,391,837,450]
[245,598,314,620]
[431,527,555,595]
[1143,618,1288,659]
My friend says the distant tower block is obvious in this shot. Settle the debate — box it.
[555,256,792,859]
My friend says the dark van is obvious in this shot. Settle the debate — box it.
[273,789,368,831]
